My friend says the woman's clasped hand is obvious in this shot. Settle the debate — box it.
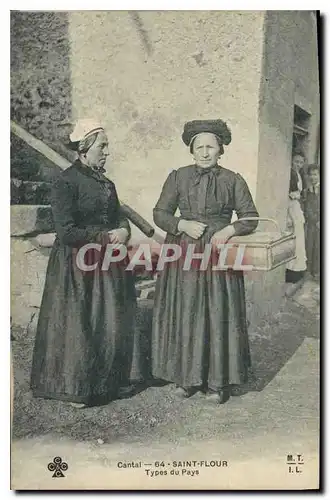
[177,219,207,239]
[108,227,129,244]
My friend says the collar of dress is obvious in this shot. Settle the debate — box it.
[192,164,223,186]
[75,160,109,183]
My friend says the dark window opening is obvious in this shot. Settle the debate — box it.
[292,105,311,155]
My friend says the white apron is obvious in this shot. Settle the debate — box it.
[286,172,307,272]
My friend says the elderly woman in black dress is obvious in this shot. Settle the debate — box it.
[30,119,136,408]
[152,119,259,404]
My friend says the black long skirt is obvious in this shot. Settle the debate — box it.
[151,234,250,391]
[30,241,136,405]
[305,221,320,277]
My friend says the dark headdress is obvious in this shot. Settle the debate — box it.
[182,119,232,147]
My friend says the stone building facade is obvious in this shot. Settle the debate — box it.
[10,11,320,328]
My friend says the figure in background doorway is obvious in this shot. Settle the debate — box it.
[286,152,307,283]
[304,164,320,281]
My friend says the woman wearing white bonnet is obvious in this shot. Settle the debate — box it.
[68,119,107,168]
[30,118,136,408]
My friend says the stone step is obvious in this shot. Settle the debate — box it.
[11,205,54,236]
[11,179,52,205]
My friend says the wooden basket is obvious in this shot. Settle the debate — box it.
[228,217,296,271]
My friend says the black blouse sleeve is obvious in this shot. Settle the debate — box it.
[153,170,181,235]
[51,175,110,247]
[231,173,259,236]
[112,184,131,239]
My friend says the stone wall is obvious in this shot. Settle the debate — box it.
[11,10,73,328]
[11,236,51,329]
[10,11,73,160]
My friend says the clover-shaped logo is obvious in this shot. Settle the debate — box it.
[47,456,68,478]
